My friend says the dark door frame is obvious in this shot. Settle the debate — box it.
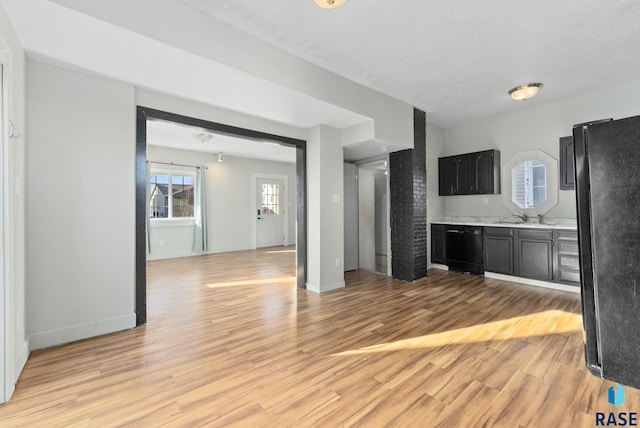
[135,106,307,326]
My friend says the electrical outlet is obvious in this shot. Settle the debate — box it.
[335,258,340,268]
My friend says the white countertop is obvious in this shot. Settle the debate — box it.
[433,218,577,231]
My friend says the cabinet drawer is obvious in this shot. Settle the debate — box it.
[558,254,580,271]
[517,229,553,240]
[557,269,581,285]
[557,240,579,255]
[484,227,513,237]
[556,230,578,241]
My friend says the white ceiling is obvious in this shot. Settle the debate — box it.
[3,0,640,161]
[147,119,296,164]
[183,0,640,128]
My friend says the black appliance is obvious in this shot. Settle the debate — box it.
[574,115,640,389]
[446,225,484,274]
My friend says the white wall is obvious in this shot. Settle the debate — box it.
[442,81,640,220]
[426,123,445,266]
[27,61,136,350]
[0,2,28,400]
[147,145,296,259]
[343,163,358,271]
[374,170,388,257]
[307,125,344,293]
[358,168,375,272]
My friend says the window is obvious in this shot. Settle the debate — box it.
[261,183,280,215]
[511,160,547,209]
[149,171,195,218]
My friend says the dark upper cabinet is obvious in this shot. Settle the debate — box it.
[431,224,447,264]
[473,150,501,194]
[438,149,500,196]
[559,136,575,190]
[454,155,472,194]
[438,157,455,196]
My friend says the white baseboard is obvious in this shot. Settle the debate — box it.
[209,245,253,254]
[484,272,580,294]
[29,313,136,351]
[147,250,205,261]
[306,280,345,294]
[14,339,29,381]
[430,264,449,271]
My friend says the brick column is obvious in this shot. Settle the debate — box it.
[390,108,427,281]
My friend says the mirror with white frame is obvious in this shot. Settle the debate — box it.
[502,150,558,217]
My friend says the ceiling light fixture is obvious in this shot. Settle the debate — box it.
[192,132,213,143]
[314,0,348,10]
[508,83,543,101]
[217,152,223,162]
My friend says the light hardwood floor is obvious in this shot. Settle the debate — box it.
[0,246,638,427]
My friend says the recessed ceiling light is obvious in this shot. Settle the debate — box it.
[192,132,213,143]
[508,83,543,101]
[314,0,348,10]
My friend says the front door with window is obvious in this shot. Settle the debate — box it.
[256,178,284,248]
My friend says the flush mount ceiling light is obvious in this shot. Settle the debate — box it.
[192,132,213,143]
[508,83,543,101]
[314,0,348,9]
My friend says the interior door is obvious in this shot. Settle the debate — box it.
[0,65,5,403]
[256,178,284,248]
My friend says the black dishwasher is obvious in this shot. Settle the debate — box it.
[446,225,484,274]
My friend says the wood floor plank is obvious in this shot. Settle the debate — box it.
[0,247,638,427]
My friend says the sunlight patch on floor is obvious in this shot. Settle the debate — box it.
[265,249,296,254]
[330,310,582,356]
[206,276,295,288]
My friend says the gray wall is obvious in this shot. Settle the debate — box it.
[27,61,136,349]
[441,81,640,220]
[147,145,296,259]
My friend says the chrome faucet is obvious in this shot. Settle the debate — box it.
[513,212,528,222]
[538,214,545,224]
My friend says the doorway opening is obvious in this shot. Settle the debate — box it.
[135,107,307,326]
[357,158,390,275]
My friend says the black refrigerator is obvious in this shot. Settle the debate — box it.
[574,115,640,390]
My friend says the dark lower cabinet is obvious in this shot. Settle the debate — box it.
[516,229,553,281]
[553,230,581,286]
[434,223,579,287]
[431,224,446,264]
[484,227,514,275]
